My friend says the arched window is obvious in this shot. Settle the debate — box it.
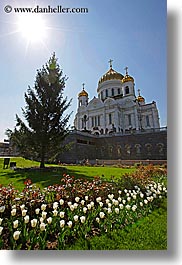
[118,88,120,95]
[111,88,114,96]
[105,89,108,98]
[125,86,129,94]
[101,91,103,100]
[146,115,150,127]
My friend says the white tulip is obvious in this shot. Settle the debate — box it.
[75,197,80,202]
[42,211,47,219]
[59,212,65,218]
[74,215,79,222]
[35,208,40,215]
[99,212,105,219]
[11,209,16,216]
[125,205,131,210]
[13,220,19,229]
[81,200,85,205]
[24,215,30,224]
[21,209,27,217]
[80,216,86,223]
[41,204,47,211]
[69,205,75,212]
[119,204,124,209]
[108,208,112,214]
[0,226,3,235]
[20,204,25,210]
[105,199,110,204]
[53,202,59,209]
[0,206,5,213]
[73,203,78,209]
[40,222,46,231]
[31,219,38,228]
[52,210,58,216]
[0,218,3,225]
[132,205,137,212]
[96,217,100,223]
[96,197,102,203]
[47,217,52,224]
[60,220,65,228]
[83,207,87,213]
[67,201,72,206]
[13,231,21,240]
[115,208,119,214]
[59,199,64,205]
[67,221,73,228]
[87,204,92,210]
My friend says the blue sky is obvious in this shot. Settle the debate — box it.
[0,0,167,141]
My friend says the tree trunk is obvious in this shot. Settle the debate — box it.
[40,146,45,168]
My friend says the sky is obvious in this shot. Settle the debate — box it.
[0,0,167,142]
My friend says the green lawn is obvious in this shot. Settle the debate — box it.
[0,157,135,191]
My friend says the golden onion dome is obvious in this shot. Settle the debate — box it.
[98,67,124,85]
[122,74,134,83]
[136,89,145,103]
[78,88,88,97]
[122,66,134,83]
[136,95,145,103]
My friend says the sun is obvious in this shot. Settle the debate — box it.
[17,14,47,43]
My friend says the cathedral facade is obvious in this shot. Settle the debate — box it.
[58,61,166,164]
[74,61,160,135]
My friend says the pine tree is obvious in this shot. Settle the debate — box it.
[8,54,72,168]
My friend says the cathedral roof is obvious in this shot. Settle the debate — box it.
[136,89,145,103]
[136,95,145,103]
[78,88,88,97]
[98,67,124,85]
[78,83,88,97]
[121,66,134,83]
[121,74,134,83]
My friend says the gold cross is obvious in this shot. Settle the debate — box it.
[108,59,113,68]
[82,83,85,89]
[124,66,128,75]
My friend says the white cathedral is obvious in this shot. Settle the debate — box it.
[74,60,160,135]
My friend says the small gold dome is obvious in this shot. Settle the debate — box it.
[136,95,145,102]
[78,89,88,97]
[98,68,124,85]
[122,74,134,83]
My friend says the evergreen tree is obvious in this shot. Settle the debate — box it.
[8,54,72,168]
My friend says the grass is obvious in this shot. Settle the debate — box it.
[67,198,167,250]
[0,157,135,191]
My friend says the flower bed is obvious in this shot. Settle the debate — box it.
[0,170,167,250]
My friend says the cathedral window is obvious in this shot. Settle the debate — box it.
[118,88,120,95]
[101,91,103,100]
[109,113,112,124]
[91,117,94,127]
[125,86,129,94]
[105,89,108,98]
[111,88,114,96]
[128,114,132,126]
[146,115,150,127]
[95,116,97,126]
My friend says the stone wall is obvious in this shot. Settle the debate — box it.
[58,129,167,164]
